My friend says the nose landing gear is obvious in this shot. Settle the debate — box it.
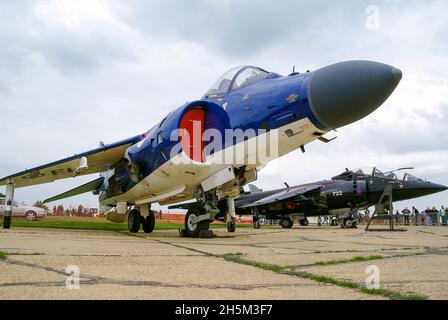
[184,206,211,237]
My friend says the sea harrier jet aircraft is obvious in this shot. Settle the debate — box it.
[229,167,447,229]
[1,61,402,237]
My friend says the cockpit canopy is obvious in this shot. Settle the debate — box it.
[204,66,270,96]
[353,167,424,182]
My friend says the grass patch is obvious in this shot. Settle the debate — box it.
[286,270,428,300]
[220,253,300,272]
[1,217,130,231]
[404,293,429,300]
[0,216,252,232]
[0,250,7,260]
[217,253,428,300]
[314,255,384,266]
[6,252,44,256]
[221,253,284,272]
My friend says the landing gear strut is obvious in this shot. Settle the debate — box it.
[252,207,261,229]
[226,197,237,233]
[182,189,219,237]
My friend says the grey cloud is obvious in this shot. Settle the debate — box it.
[350,103,448,155]
[0,1,138,76]
[113,0,371,58]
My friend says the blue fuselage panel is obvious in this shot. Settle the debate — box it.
[105,72,324,200]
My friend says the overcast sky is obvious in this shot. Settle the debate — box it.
[1,0,447,213]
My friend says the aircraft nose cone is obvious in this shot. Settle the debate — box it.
[416,182,448,197]
[308,60,402,129]
[430,183,448,193]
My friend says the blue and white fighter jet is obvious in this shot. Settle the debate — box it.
[1,61,402,236]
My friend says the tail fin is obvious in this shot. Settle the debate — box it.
[248,184,263,193]
[43,177,104,204]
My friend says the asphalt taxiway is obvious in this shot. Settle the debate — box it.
[1,226,447,300]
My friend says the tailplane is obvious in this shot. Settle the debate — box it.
[248,184,263,193]
[43,177,104,204]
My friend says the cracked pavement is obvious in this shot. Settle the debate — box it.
[1,226,447,299]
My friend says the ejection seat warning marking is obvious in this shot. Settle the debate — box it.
[175,304,273,317]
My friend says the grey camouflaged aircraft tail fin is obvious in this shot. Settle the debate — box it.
[248,184,263,193]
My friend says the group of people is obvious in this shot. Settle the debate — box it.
[396,206,447,226]
[52,204,97,217]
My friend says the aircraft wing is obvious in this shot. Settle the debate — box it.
[0,135,142,188]
[240,184,322,208]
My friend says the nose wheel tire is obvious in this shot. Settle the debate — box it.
[25,211,37,221]
[280,217,294,228]
[299,218,309,226]
[185,207,210,237]
[142,210,155,233]
[128,209,141,233]
[254,221,261,229]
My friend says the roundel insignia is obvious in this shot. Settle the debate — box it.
[286,93,299,103]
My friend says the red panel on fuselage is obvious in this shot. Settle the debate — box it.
[179,108,205,162]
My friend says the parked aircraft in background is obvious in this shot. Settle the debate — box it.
[230,167,447,228]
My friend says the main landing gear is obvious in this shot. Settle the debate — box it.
[280,217,294,228]
[341,209,358,229]
[127,205,156,233]
[182,191,238,237]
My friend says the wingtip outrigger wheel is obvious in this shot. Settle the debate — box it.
[227,220,236,232]
[3,216,11,229]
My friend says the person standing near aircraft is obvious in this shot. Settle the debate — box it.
[438,206,443,225]
[421,209,427,226]
[442,206,448,226]
[425,208,431,226]
[401,207,410,226]
[413,206,419,226]
[430,207,438,225]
